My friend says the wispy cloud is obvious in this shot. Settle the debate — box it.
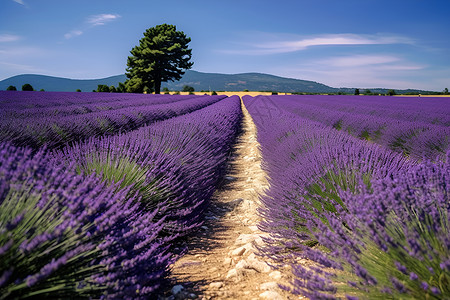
[317,55,400,67]
[223,33,414,55]
[0,34,21,42]
[64,30,83,40]
[275,54,427,89]
[13,0,25,5]
[86,14,121,26]
[63,13,120,40]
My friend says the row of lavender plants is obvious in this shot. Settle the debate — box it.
[0,91,226,150]
[0,96,242,298]
[243,95,449,299]
[0,91,191,109]
[267,95,450,160]
[0,92,194,118]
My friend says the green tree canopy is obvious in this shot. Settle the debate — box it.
[6,85,17,91]
[182,85,195,93]
[96,84,110,93]
[354,88,360,95]
[387,89,396,96]
[22,83,34,91]
[126,24,193,94]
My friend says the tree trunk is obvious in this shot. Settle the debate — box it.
[154,77,161,94]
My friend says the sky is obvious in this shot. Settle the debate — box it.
[1,0,449,91]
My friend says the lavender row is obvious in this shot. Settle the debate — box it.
[0,94,226,150]
[278,95,450,126]
[290,158,449,299]
[1,96,242,298]
[243,96,449,299]
[266,95,450,160]
[0,92,196,119]
[0,91,186,109]
[53,96,242,234]
[0,142,173,299]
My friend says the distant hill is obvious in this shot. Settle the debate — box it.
[0,71,435,94]
[0,74,127,93]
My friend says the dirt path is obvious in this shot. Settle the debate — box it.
[162,100,294,299]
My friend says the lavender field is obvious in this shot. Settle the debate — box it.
[0,91,242,298]
[244,95,449,299]
[0,92,449,299]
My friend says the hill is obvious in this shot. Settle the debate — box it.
[0,74,126,93]
[0,71,435,94]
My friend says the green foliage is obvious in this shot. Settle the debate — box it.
[6,85,17,91]
[115,82,125,93]
[364,89,372,95]
[21,83,34,91]
[76,89,81,92]
[182,85,195,93]
[96,84,110,93]
[243,89,249,92]
[211,91,217,95]
[333,206,449,299]
[0,184,103,299]
[162,87,170,94]
[444,88,449,95]
[354,88,360,95]
[39,89,45,92]
[78,154,169,208]
[109,85,117,93]
[126,23,193,94]
[387,89,396,96]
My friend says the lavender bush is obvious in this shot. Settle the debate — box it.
[0,142,173,299]
[288,157,449,299]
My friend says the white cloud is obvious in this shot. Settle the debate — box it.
[223,33,414,55]
[275,54,428,89]
[63,13,120,39]
[64,30,83,39]
[318,55,400,67]
[0,34,21,42]
[13,0,25,5]
[86,14,121,26]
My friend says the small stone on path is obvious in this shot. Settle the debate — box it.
[259,290,284,300]
[171,285,184,295]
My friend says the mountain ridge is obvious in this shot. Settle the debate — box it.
[0,70,434,94]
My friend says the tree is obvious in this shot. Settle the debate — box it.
[444,88,449,95]
[109,85,117,93]
[22,83,34,91]
[96,84,110,93]
[116,82,126,93]
[182,85,195,93]
[354,88,360,95]
[76,89,81,92]
[162,87,170,94]
[387,89,396,96]
[6,85,17,91]
[126,24,193,94]
[364,89,372,95]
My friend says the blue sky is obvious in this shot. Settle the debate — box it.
[1,0,449,91]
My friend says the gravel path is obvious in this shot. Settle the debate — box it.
[162,100,295,299]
